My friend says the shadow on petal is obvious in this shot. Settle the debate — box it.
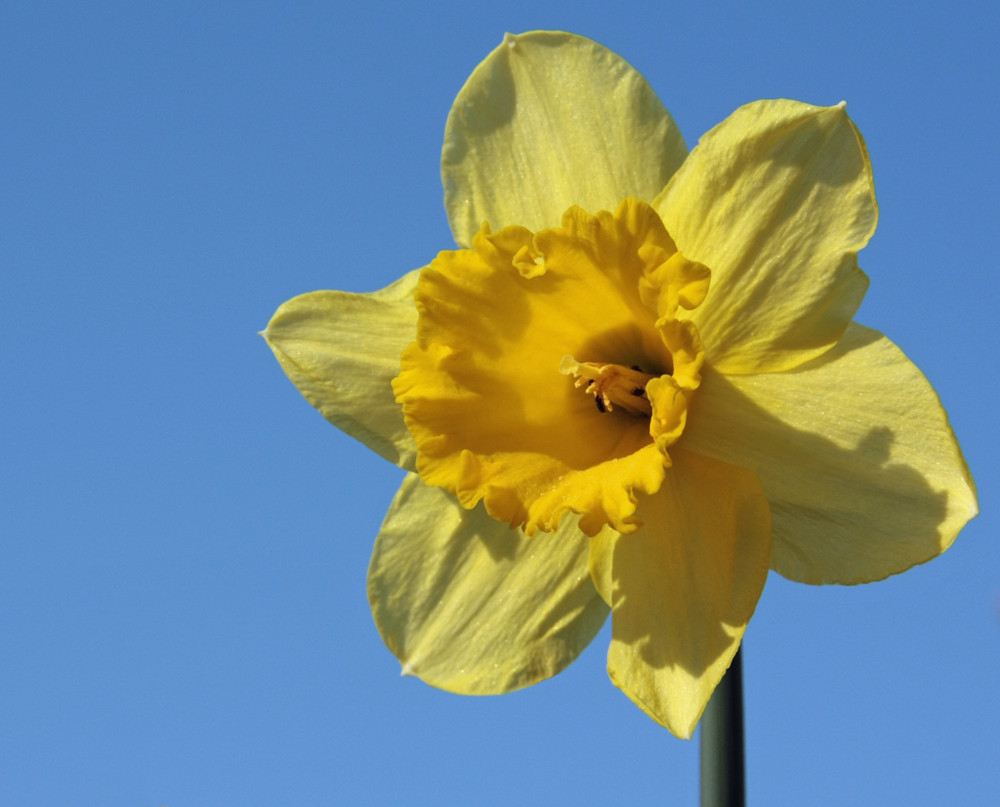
[604,450,771,735]
[681,323,972,584]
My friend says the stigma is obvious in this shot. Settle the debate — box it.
[559,355,657,416]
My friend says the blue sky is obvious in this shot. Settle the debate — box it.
[2,1,997,805]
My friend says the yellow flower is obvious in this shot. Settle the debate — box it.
[263,31,977,739]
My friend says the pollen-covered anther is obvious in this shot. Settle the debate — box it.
[559,355,657,416]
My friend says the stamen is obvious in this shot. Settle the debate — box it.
[560,355,657,416]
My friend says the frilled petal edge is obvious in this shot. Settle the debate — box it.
[394,202,703,536]
[262,270,420,470]
[368,473,609,693]
[681,323,978,584]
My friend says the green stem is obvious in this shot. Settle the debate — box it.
[699,647,745,807]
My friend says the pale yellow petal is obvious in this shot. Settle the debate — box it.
[443,30,687,245]
[263,270,419,469]
[587,527,616,607]
[606,449,771,738]
[368,473,609,693]
[655,100,874,374]
[682,323,978,584]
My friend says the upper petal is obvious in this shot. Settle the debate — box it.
[605,449,771,738]
[443,30,687,246]
[262,271,419,470]
[368,473,609,694]
[681,323,978,584]
[655,100,874,374]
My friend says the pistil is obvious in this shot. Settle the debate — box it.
[559,355,657,416]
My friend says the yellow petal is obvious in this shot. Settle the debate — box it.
[368,473,609,693]
[606,449,772,739]
[394,201,705,536]
[655,100,874,374]
[682,323,978,584]
[443,30,687,246]
[263,271,419,470]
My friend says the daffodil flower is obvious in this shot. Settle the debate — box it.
[263,31,977,738]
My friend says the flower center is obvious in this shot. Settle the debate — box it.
[559,356,658,416]
[393,198,711,537]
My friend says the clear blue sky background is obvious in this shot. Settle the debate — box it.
[3,2,997,805]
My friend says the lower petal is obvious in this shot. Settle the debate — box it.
[368,473,609,694]
[682,323,978,584]
[605,449,771,738]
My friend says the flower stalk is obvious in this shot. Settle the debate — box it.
[700,648,745,807]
